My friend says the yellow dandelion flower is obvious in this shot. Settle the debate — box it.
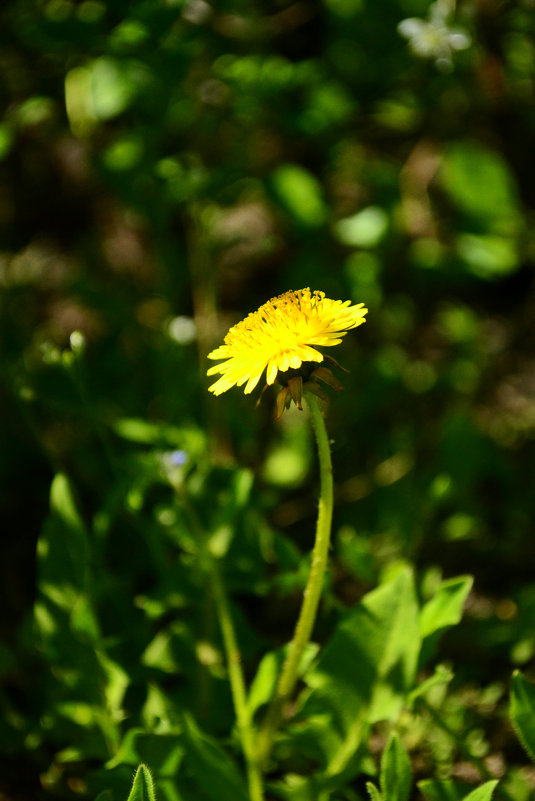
[207,288,368,397]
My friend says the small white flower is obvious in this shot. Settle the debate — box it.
[398,0,471,71]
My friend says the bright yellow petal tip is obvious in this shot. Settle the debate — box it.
[207,288,368,397]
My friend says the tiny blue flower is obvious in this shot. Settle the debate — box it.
[169,449,188,466]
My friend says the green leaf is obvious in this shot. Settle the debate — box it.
[420,576,473,639]
[36,474,95,631]
[419,780,499,801]
[50,472,84,528]
[302,569,420,769]
[181,714,249,801]
[440,141,521,230]
[511,671,535,761]
[366,782,383,801]
[126,764,157,801]
[248,649,285,716]
[380,733,411,801]
[462,781,499,801]
[248,644,318,716]
[272,164,327,227]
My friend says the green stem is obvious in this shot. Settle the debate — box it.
[177,493,263,801]
[211,565,264,801]
[257,392,334,766]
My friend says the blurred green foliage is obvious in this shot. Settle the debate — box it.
[2,0,535,798]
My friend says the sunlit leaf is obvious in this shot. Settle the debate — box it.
[248,644,318,716]
[380,733,411,801]
[126,764,157,801]
[302,569,420,768]
[272,164,327,227]
[38,474,91,604]
[420,779,498,801]
[420,576,473,639]
[462,781,499,801]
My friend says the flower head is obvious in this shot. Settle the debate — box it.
[398,0,471,72]
[207,289,367,400]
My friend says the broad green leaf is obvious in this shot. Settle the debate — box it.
[302,569,420,769]
[366,782,383,801]
[440,142,521,230]
[462,781,499,801]
[272,164,327,227]
[380,733,411,801]
[420,576,473,639]
[127,764,156,801]
[511,671,535,761]
[181,714,249,801]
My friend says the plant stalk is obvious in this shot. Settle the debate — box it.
[178,492,263,801]
[257,391,334,766]
[211,565,264,801]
